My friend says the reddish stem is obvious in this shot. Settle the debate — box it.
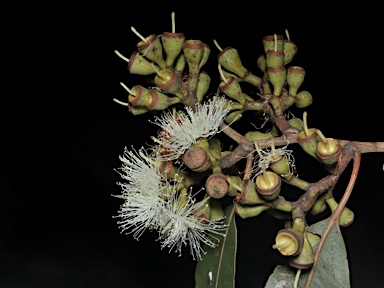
[305,145,361,288]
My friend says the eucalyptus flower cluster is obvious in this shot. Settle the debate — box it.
[113,146,226,260]
[112,11,363,276]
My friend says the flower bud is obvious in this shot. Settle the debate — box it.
[193,197,211,221]
[137,34,166,69]
[316,137,341,166]
[234,202,269,219]
[128,85,152,107]
[257,54,267,72]
[287,66,305,96]
[208,138,222,160]
[288,117,304,131]
[270,155,291,178]
[273,228,304,256]
[243,71,261,87]
[266,209,292,220]
[128,104,148,115]
[289,231,314,269]
[205,173,229,199]
[325,196,354,227]
[219,76,246,104]
[297,128,321,161]
[310,196,327,215]
[174,54,186,73]
[161,31,185,67]
[222,69,243,83]
[183,145,212,172]
[262,35,284,52]
[244,131,274,141]
[226,175,243,197]
[198,43,211,70]
[146,89,180,110]
[283,40,298,65]
[236,180,264,205]
[209,199,225,222]
[306,231,321,247]
[128,51,159,75]
[183,40,204,74]
[255,171,282,201]
[217,47,247,78]
[267,66,286,96]
[266,50,285,68]
[295,90,313,108]
[196,72,211,102]
[225,110,244,123]
[154,67,181,94]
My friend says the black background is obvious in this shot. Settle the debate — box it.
[2,2,384,288]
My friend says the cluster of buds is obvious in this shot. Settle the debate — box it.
[112,12,354,267]
[113,12,214,114]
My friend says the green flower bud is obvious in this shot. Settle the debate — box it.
[137,34,166,69]
[287,66,305,97]
[208,138,222,160]
[225,110,244,123]
[289,231,314,269]
[154,67,181,94]
[270,155,291,178]
[209,199,225,222]
[316,134,341,166]
[219,76,246,104]
[128,85,151,107]
[297,128,321,161]
[226,175,243,197]
[244,131,274,141]
[234,202,269,219]
[183,40,204,74]
[262,34,284,53]
[161,32,185,67]
[174,54,186,73]
[283,39,298,65]
[236,180,265,205]
[196,72,211,102]
[288,117,304,131]
[198,43,211,70]
[295,90,313,108]
[266,50,285,68]
[255,171,282,201]
[217,47,247,78]
[325,196,355,227]
[306,231,321,247]
[257,54,267,73]
[310,196,327,215]
[146,89,180,110]
[267,66,286,96]
[128,51,159,75]
[273,228,304,256]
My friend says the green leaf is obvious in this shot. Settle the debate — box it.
[195,204,237,288]
[265,217,350,288]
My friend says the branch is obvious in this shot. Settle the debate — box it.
[218,122,299,169]
[339,140,384,153]
[305,144,361,288]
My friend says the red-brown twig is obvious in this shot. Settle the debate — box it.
[305,145,361,288]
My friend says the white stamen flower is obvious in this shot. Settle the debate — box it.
[115,190,167,240]
[113,146,168,239]
[115,146,163,195]
[252,142,295,178]
[159,187,226,261]
[150,96,232,160]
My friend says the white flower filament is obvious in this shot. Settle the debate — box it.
[151,96,232,160]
